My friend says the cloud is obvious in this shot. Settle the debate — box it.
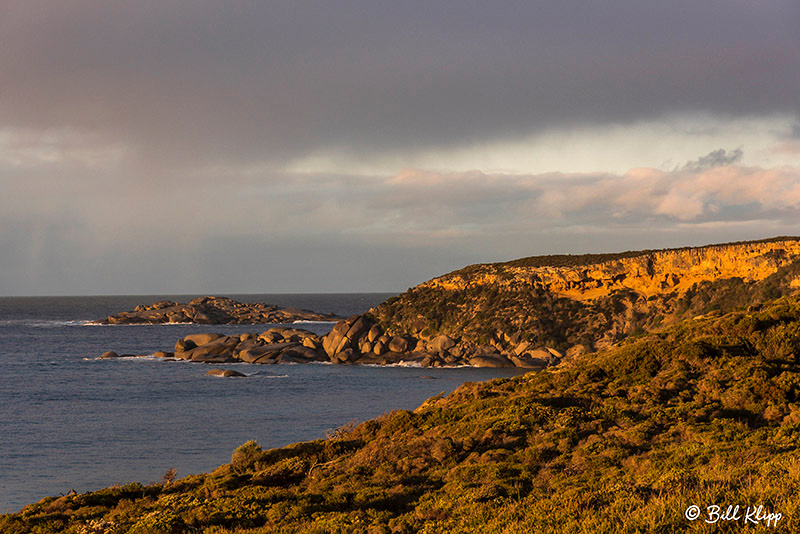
[363,156,800,233]
[683,148,743,171]
[2,2,799,294]
[1,1,798,169]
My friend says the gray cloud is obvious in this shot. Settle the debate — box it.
[683,148,743,171]
[1,1,798,168]
[3,2,799,295]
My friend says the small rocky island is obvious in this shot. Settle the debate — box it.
[98,296,341,324]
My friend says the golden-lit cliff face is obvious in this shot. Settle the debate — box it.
[422,239,800,301]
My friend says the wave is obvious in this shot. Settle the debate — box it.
[292,320,339,324]
[81,321,196,326]
[0,319,89,328]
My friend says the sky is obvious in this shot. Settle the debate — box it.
[1,1,799,295]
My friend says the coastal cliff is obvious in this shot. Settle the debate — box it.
[421,238,800,299]
[370,237,800,360]
[110,237,800,369]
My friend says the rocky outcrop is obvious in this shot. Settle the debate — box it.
[168,327,329,364]
[105,314,565,369]
[373,237,800,356]
[99,296,341,325]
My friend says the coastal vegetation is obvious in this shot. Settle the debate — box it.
[5,293,800,532]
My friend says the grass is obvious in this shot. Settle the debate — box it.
[5,295,800,532]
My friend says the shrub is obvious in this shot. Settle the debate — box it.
[231,440,263,474]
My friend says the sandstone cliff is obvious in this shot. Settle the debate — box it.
[422,238,800,300]
[369,237,800,363]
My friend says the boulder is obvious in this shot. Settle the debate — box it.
[183,340,237,363]
[510,354,548,368]
[258,330,284,343]
[529,348,556,364]
[431,335,456,353]
[388,336,409,353]
[353,353,390,365]
[99,351,119,359]
[397,351,432,366]
[183,333,224,347]
[238,343,292,363]
[332,348,357,363]
[367,324,383,342]
[174,339,196,353]
[358,339,373,353]
[152,351,174,358]
[345,315,371,341]
[277,346,326,363]
[233,338,263,357]
[206,369,247,377]
[514,341,532,356]
[302,337,320,350]
[166,311,189,323]
[322,317,356,357]
[468,354,513,368]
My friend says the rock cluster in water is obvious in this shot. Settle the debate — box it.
[99,296,340,324]
[100,314,564,368]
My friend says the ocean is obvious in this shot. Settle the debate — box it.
[0,294,524,512]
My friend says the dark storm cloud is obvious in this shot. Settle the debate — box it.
[2,0,798,167]
[683,148,743,171]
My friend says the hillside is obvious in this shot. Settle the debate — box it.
[5,294,800,532]
[371,237,800,358]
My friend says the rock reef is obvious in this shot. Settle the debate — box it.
[123,317,554,368]
[99,296,340,324]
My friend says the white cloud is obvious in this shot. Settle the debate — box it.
[282,114,799,176]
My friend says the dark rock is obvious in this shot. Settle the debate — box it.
[353,353,390,365]
[277,346,326,363]
[183,333,224,347]
[431,335,456,352]
[206,369,247,377]
[367,324,383,342]
[388,336,409,353]
[183,340,238,363]
[468,354,513,368]
[510,354,547,368]
[238,343,288,363]
[174,339,197,353]
[332,348,357,363]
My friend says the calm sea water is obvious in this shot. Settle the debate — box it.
[0,294,524,512]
